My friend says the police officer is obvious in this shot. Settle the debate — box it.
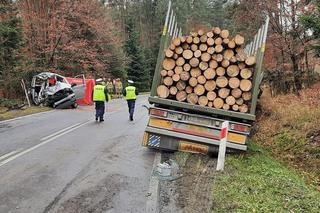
[123,80,138,121]
[92,78,109,122]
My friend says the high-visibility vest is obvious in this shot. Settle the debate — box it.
[125,86,137,100]
[93,85,106,101]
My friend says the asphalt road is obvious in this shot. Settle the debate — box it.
[0,95,156,213]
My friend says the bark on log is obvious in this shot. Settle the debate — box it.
[163,76,173,86]
[186,86,193,94]
[190,58,200,67]
[163,58,176,70]
[180,71,190,81]
[226,96,236,105]
[187,93,198,104]
[204,68,216,80]
[205,80,216,91]
[231,88,242,98]
[190,68,201,78]
[213,98,224,109]
[240,69,253,79]
[240,79,252,92]
[197,75,207,84]
[160,70,168,77]
[172,74,180,82]
[201,53,211,62]
[199,62,209,71]
[165,49,174,58]
[176,80,187,91]
[176,91,187,102]
[176,57,185,66]
[194,84,205,96]
[157,85,169,98]
[218,88,230,99]
[242,92,252,101]
[216,67,226,76]
[229,77,240,89]
[182,50,193,60]
[169,86,178,95]
[198,96,209,106]
[189,77,198,87]
[227,65,240,77]
[207,91,216,101]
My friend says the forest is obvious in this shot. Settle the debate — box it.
[0,0,319,97]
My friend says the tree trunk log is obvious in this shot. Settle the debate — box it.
[207,47,215,54]
[176,80,187,91]
[194,84,205,96]
[186,86,193,94]
[245,56,256,66]
[176,57,185,66]
[189,77,198,87]
[204,80,216,91]
[239,104,248,113]
[182,50,193,60]
[216,76,228,87]
[180,71,190,81]
[176,91,187,102]
[165,49,174,58]
[172,74,180,82]
[169,86,178,95]
[223,49,234,60]
[229,77,240,89]
[226,96,236,105]
[173,37,181,46]
[218,88,230,99]
[216,67,226,76]
[234,34,245,46]
[163,77,173,86]
[194,50,202,58]
[228,40,236,49]
[232,104,239,111]
[231,88,242,98]
[221,29,229,39]
[213,98,224,109]
[213,27,221,35]
[200,35,207,43]
[207,31,214,38]
[167,70,174,77]
[198,96,208,106]
[193,36,200,44]
[183,63,191,72]
[157,85,169,98]
[204,68,216,79]
[223,104,230,110]
[215,45,224,53]
[190,58,200,67]
[221,59,230,68]
[175,46,183,55]
[197,75,207,84]
[227,65,240,77]
[160,70,168,77]
[207,91,216,101]
[207,37,215,46]
[209,60,218,69]
[242,92,252,101]
[240,68,253,79]
[199,44,208,52]
[236,98,244,105]
[191,44,198,52]
[187,93,198,104]
[163,58,175,70]
[215,37,223,45]
[199,62,209,71]
[240,79,252,91]
[174,66,183,74]
[191,68,201,78]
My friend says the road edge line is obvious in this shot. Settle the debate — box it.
[0,110,55,124]
[146,151,161,213]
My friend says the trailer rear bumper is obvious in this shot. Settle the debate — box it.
[143,127,247,153]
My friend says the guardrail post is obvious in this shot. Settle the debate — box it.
[216,121,229,171]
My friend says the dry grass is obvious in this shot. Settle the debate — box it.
[255,83,320,187]
[0,106,51,121]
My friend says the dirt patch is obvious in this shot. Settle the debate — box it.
[54,174,130,213]
[159,152,217,213]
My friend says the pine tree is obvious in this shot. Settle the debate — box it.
[124,20,150,91]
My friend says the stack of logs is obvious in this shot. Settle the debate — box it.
[156,27,256,113]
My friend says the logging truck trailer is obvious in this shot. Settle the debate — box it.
[142,1,269,154]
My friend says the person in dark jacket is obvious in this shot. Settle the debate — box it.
[123,80,138,121]
[92,78,109,122]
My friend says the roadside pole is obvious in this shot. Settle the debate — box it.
[216,121,229,171]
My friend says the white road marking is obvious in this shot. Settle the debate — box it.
[41,122,83,141]
[0,120,91,168]
[0,150,20,161]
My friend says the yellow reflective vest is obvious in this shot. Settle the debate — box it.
[93,85,106,101]
[125,86,137,100]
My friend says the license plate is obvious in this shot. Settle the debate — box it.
[179,141,209,154]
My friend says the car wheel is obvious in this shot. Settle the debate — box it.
[72,103,78,108]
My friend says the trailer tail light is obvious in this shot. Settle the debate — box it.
[150,109,168,117]
[230,124,250,133]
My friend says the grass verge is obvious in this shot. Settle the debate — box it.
[212,142,320,212]
[0,106,51,121]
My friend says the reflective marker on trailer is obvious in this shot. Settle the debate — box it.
[216,121,229,171]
